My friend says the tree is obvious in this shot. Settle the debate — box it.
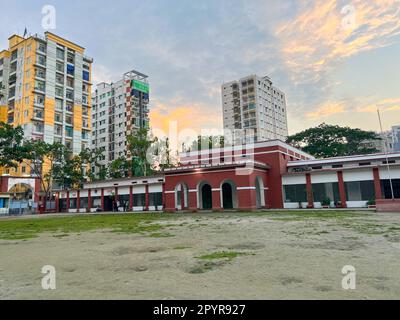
[286,123,381,158]
[188,135,225,152]
[151,137,179,171]
[127,128,156,177]
[80,148,105,181]
[22,141,66,210]
[0,122,26,169]
[108,157,129,179]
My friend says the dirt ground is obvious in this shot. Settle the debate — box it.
[1,211,400,300]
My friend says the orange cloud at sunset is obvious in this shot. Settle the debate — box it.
[149,98,222,140]
[275,0,400,84]
[306,101,347,119]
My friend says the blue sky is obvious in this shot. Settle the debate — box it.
[1,0,399,136]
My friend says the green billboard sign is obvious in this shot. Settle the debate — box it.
[132,80,149,94]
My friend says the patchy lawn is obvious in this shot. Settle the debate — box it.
[1,210,400,299]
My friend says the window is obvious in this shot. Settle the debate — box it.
[82,106,89,116]
[283,184,307,203]
[56,62,64,73]
[133,194,146,207]
[36,55,46,66]
[345,181,375,201]
[55,99,63,111]
[312,183,340,202]
[65,115,73,125]
[54,124,62,136]
[33,122,44,133]
[67,52,75,64]
[82,95,88,105]
[66,102,73,112]
[55,86,63,97]
[381,179,400,199]
[56,48,64,60]
[34,94,45,106]
[56,73,64,85]
[82,70,90,81]
[66,89,74,100]
[66,77,74,88]
[37,43,46,53]
[54,112,62,123]
[34,80,45,92]
[65,126,73,138]
[67,64,74,76]
[33,108,43,119]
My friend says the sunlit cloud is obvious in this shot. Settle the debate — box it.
[357,98,400,113]
[307,100,347,119]
[149,98,222,139]
[275,0,400,85]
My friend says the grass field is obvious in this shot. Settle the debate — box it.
[1,210,400,299]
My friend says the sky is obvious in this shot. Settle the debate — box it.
[1,0,399,138]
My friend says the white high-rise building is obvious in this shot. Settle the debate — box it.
[91,70,150,174]
[221,75,288,142]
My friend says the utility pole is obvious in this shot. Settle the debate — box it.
[377,109,395,200]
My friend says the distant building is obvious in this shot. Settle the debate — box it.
[221,75,288,143]
[91,69,150,173]
[392,125,400,152]
[362,132,394,153]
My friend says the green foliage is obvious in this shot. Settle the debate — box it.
[286,123,381,158]
[80,148,104,181]
[0,214,168,240]
[127,128,156,177]
[197,251,246,261]
[0,122,25,168]
[108,157,129,179]
[321,197,332,206]
[188,135,225,152]
[151,137,179,171]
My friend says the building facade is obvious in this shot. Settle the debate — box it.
[0,32,92,213]
[1,139,399,215]
[0,32,93,174]
[91,70,150,173]
[221,75,288,143]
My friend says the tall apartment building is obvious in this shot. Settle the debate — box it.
[91,70,150,173]
[221,75,288,143]
[0,32,93,176]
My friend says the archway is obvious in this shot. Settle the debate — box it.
[8,183,33,200]
[175,183,189,210]
[8,183,34,215]
[198,181,212,210]
[255,176,266,209]
[220,180,238,209]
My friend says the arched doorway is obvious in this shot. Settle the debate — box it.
[175,183,189,210]
[198,181,212,210]
[255,177,266,209]
[8,183,34,215]
[221,180,238,209]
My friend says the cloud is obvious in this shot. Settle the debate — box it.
[91,64,115,85]
[149,97,222,139]
[275,0,400,85]
[357,98,400,112]
[306,100,347,119]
